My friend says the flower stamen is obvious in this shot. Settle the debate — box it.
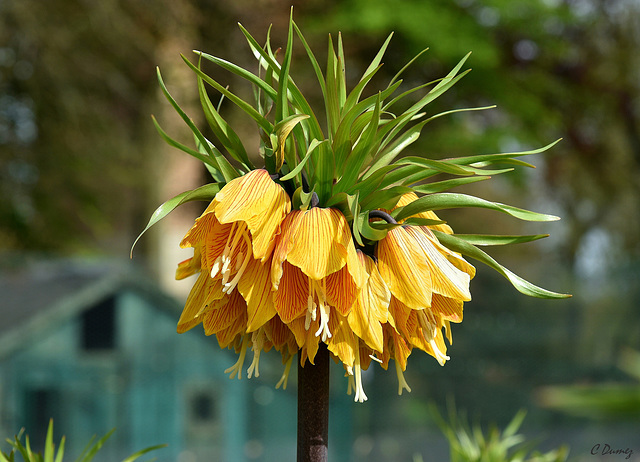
[222,232,252,294]
[353,354,368,403]
[275,355,294,390]
[247,328,265,379]
[224,334,250,380]
[394,360,412,395]
[314,280,331,341]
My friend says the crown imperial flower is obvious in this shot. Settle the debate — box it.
[133,16,570,402]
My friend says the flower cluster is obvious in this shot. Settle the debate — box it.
[175,169,475,401]
[133,16,569,402]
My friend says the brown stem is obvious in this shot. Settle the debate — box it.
[297,343,330,462]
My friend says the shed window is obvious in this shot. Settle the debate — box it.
[81,296,116,350]
[191,392,216,422]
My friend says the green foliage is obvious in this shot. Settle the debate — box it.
[140,12,570,298]
[0,421,166,462]
[539,349,640,420]
[428,406,569,462]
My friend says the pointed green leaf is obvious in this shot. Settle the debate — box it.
[54,436,65,462]
[361,32,393,82]
[411,176,491,194]
[196,60,253,170]
[334,93,382,192]
[434,230,571,299]
[448,139,562,167]
[276,8,294,122]
[273,114,310,172]
[293,20,326,99]
[389,47,429,86]
[121,444,168,462]
[452,234,549,246]
[360,185,413,210]
[280,138,325,181]
[155,69,239,182]
[394,156,477,175]
[182,56,273,134]
[326,35,341,139]
[77,429,115,462]
[44,420,54,462]
[131,183,221,257]
[393,193,560,222]
[196,51,277,100]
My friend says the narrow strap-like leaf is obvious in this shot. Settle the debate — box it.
[273,114,310,172]
[120,444,168,462]
[451,234,549,246]
[393,192,561,222]
[280,138,325,181]
[182,55,273,134]
[130,183,221,257]
[156,69,240,182]
[411,176,491,194]
[196,51,277,100]
[434,231,571,299]
[151,116,218,172]
[276,8,294,122]
[389,47,429,86]
[293,20,326,99]
[447,140,562,167]
[196,60,254,171]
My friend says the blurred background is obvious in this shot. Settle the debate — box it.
[1,0,639,461]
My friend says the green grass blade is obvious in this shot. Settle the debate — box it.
[43,420,54,462]
[156,68,240,183]
[75,429,115,462]
[120,444,168,462]
[447,139,562,167]
[325,35,341,140]
[54,437,65,462]
[394,156,477,176]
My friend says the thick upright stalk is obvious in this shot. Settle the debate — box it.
[297,343,330,462]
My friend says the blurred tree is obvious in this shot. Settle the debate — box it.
[305,0,640,268]
[0,0,296,255]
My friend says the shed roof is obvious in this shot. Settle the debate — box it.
[0,255,183,358]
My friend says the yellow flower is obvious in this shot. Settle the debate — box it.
[372,194,476,392]
[175,168,291,339]
[271,207,366,352]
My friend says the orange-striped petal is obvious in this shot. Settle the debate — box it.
[214,169,290,261]
[377,227,433,309]
[347,252,390,353]
[273,261,308,323]
[404,226,471,301]
[326,312,357,369]
[325,264,360,317]
[238,256,277,332]
[177,272,224,333]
